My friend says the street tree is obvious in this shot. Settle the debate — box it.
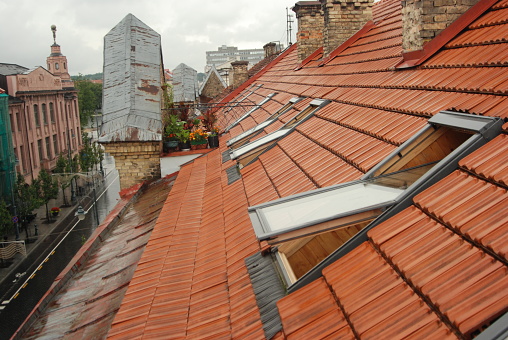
[74,75,102,127]
[14,173,42,237]
[37,169,59,223]
[53,153,76,207]
[0,200,13,239]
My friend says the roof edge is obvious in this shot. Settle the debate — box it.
[396,0,498,69]
[319,20,375,67]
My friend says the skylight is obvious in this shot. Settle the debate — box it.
[250,178,404,243]
[226,97,303,148]
[247,110,503,287]
[229,99,330,167]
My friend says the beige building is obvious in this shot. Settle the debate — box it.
[0,30,81,183]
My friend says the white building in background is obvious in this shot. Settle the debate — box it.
[205,45,264,70]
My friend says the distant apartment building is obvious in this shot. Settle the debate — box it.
[206,45,265,69]
[0,27,81,185]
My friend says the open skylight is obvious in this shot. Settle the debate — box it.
[229,99,330,167]
[226,97,303,148]
[247,110,503,287]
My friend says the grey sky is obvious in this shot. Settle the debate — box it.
[0,0,297,75]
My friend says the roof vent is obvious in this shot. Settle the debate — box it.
[226,165,241,184]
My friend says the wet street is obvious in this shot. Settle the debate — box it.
[0,154,120,339]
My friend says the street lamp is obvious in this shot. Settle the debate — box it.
[75,205,86,221]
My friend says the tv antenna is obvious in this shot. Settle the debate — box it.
[286,7,294,46]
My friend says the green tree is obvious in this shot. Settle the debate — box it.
[0,200,13,239]
[53,153,76,207]
[36,169,59,223]
[14,173,42,237]
[74,75,102,127]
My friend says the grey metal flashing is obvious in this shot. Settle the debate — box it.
[428,110,501,134]
[474,312,508,340]
[221,150,231,163]
[225,165,241,184]
[288,112,503,293]
[245,252,285,339]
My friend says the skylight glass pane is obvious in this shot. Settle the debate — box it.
[258,183,403,232]
[227,120,272,146]
[230,129,289,159]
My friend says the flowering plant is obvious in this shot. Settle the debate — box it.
[208,126,220,137]
[189,128,208,144]
[51,207,60,213]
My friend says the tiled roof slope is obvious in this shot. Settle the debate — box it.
[109,0,507,338]
[278,136,508,339]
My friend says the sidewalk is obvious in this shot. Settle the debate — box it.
[0,183,94,288]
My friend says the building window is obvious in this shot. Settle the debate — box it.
[37,139,43,162]
[55,63,60,70]
[20,145,25,173]
[16,111,21,131]
[34,104,40,127]
[49,102,55,123]
[10,114,15,133]
[45,137,51,159]
[42,103,48,125]
[53,134,58,155]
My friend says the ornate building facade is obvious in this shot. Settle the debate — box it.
[0,26,81,184]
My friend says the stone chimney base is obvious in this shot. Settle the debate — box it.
[103,141,161,190]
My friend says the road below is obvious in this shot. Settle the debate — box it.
[0,156,120,339]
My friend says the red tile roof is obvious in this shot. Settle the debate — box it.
[109,0,508,338]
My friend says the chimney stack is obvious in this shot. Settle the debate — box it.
[321,0,374,57]
[231,60,249,89]
[402,0,481,53]
[263,42,277,58]
[293,1,324,62]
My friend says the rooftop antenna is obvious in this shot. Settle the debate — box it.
[51,24,57,44]
[286,7,294,46]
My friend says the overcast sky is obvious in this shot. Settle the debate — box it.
[0,0,298,75]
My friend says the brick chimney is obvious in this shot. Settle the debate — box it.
[293,1,324,62]
[231,60,249,89]
[321,0,374,57]
[263,42,277,58]
[402,0,481,53]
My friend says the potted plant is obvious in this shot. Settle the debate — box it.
[51,207,60,217]
[163,114,183,152]
[190,128,208,150]
[176,129,191,151]
[207,126,220,148]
